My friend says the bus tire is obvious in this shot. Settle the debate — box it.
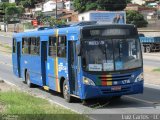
[63,80,72,103]
[146,46,151,53]
[26,71,33,88]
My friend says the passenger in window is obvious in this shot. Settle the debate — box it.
[23,40,28,54]
[58,43,66,57]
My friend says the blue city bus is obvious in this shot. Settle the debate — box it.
[12,22,144,102]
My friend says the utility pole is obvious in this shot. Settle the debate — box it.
[55,0,57,20]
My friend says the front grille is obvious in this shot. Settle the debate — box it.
[98,73,132,86]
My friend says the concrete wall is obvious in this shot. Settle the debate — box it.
[8,24,24,32]
[0,24,24,32]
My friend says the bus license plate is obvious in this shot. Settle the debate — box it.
[111,86,121,91]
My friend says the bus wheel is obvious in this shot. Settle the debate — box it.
[63,80,72,103]
[26,72,32,88]
[146,46,151,53]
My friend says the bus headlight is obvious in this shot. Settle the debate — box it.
[83,77,95,86]
[135,73,144,82]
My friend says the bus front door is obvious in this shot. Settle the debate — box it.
[68,41,78,95]
[41,41,48,87]
[17,42,21,77]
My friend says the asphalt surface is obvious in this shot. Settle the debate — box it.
[0,35,12,46]
[143,59,160,68]
[0,52,160,120]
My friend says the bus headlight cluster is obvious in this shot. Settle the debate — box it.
[83,77,95,86]
[135,73,144,82]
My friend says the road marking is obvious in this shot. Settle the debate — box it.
[125,96,160,106]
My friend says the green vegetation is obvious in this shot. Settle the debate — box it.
[126,10,148,28]
[16,0,37,8]
[153,68,160,72]
[5,6,24,23]
[41,17,66,27]
[23,22,35,29]
[0,2,24,24]
[73,0,132,13]
[35,11,66,27]
[0,91,87,120]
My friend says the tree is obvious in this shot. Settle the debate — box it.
[73,0,132,13]
[5,5,24,23]
[1,2,16,13]
[41,16,66,27]
[16,0,37,8]
[126,10,148,28]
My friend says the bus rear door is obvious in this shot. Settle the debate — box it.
[68,41,79,95]
[17,41,21,77]
[40,36,48,89]
[12,38,21,77]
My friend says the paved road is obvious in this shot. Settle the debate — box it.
[143,59,160,68]
[0,52,160,120]
[0,35,12,46]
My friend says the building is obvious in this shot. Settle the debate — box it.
[21,0,77,25]
[9,0,15,3]
[33,0,77,22]
[60,10,78,22]
[43,0,64,13]
[34,3,44,12]
[78,11,126,24]
[64,1,74,11]
[132,0,145,5]
[0,0,15,3]
[125,3,157,21]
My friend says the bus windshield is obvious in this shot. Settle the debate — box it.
[82,38,142,72]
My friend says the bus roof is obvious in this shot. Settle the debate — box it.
[13,23,135,38]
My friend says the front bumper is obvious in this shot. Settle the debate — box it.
[81,81,144,100]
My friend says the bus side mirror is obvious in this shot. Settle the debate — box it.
[76,44,81,56]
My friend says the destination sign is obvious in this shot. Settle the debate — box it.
[82,27,137,38]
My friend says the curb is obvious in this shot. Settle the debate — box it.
[0,78,98,120]
[0,77,81,114]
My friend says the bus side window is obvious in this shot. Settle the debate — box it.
[30,37,37,55]
[30,37,39,55]
[49,36,56,57]
[57,36,66,58]
[22,38,30,54]
[13,38,16,53]
[36,37,40,55]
